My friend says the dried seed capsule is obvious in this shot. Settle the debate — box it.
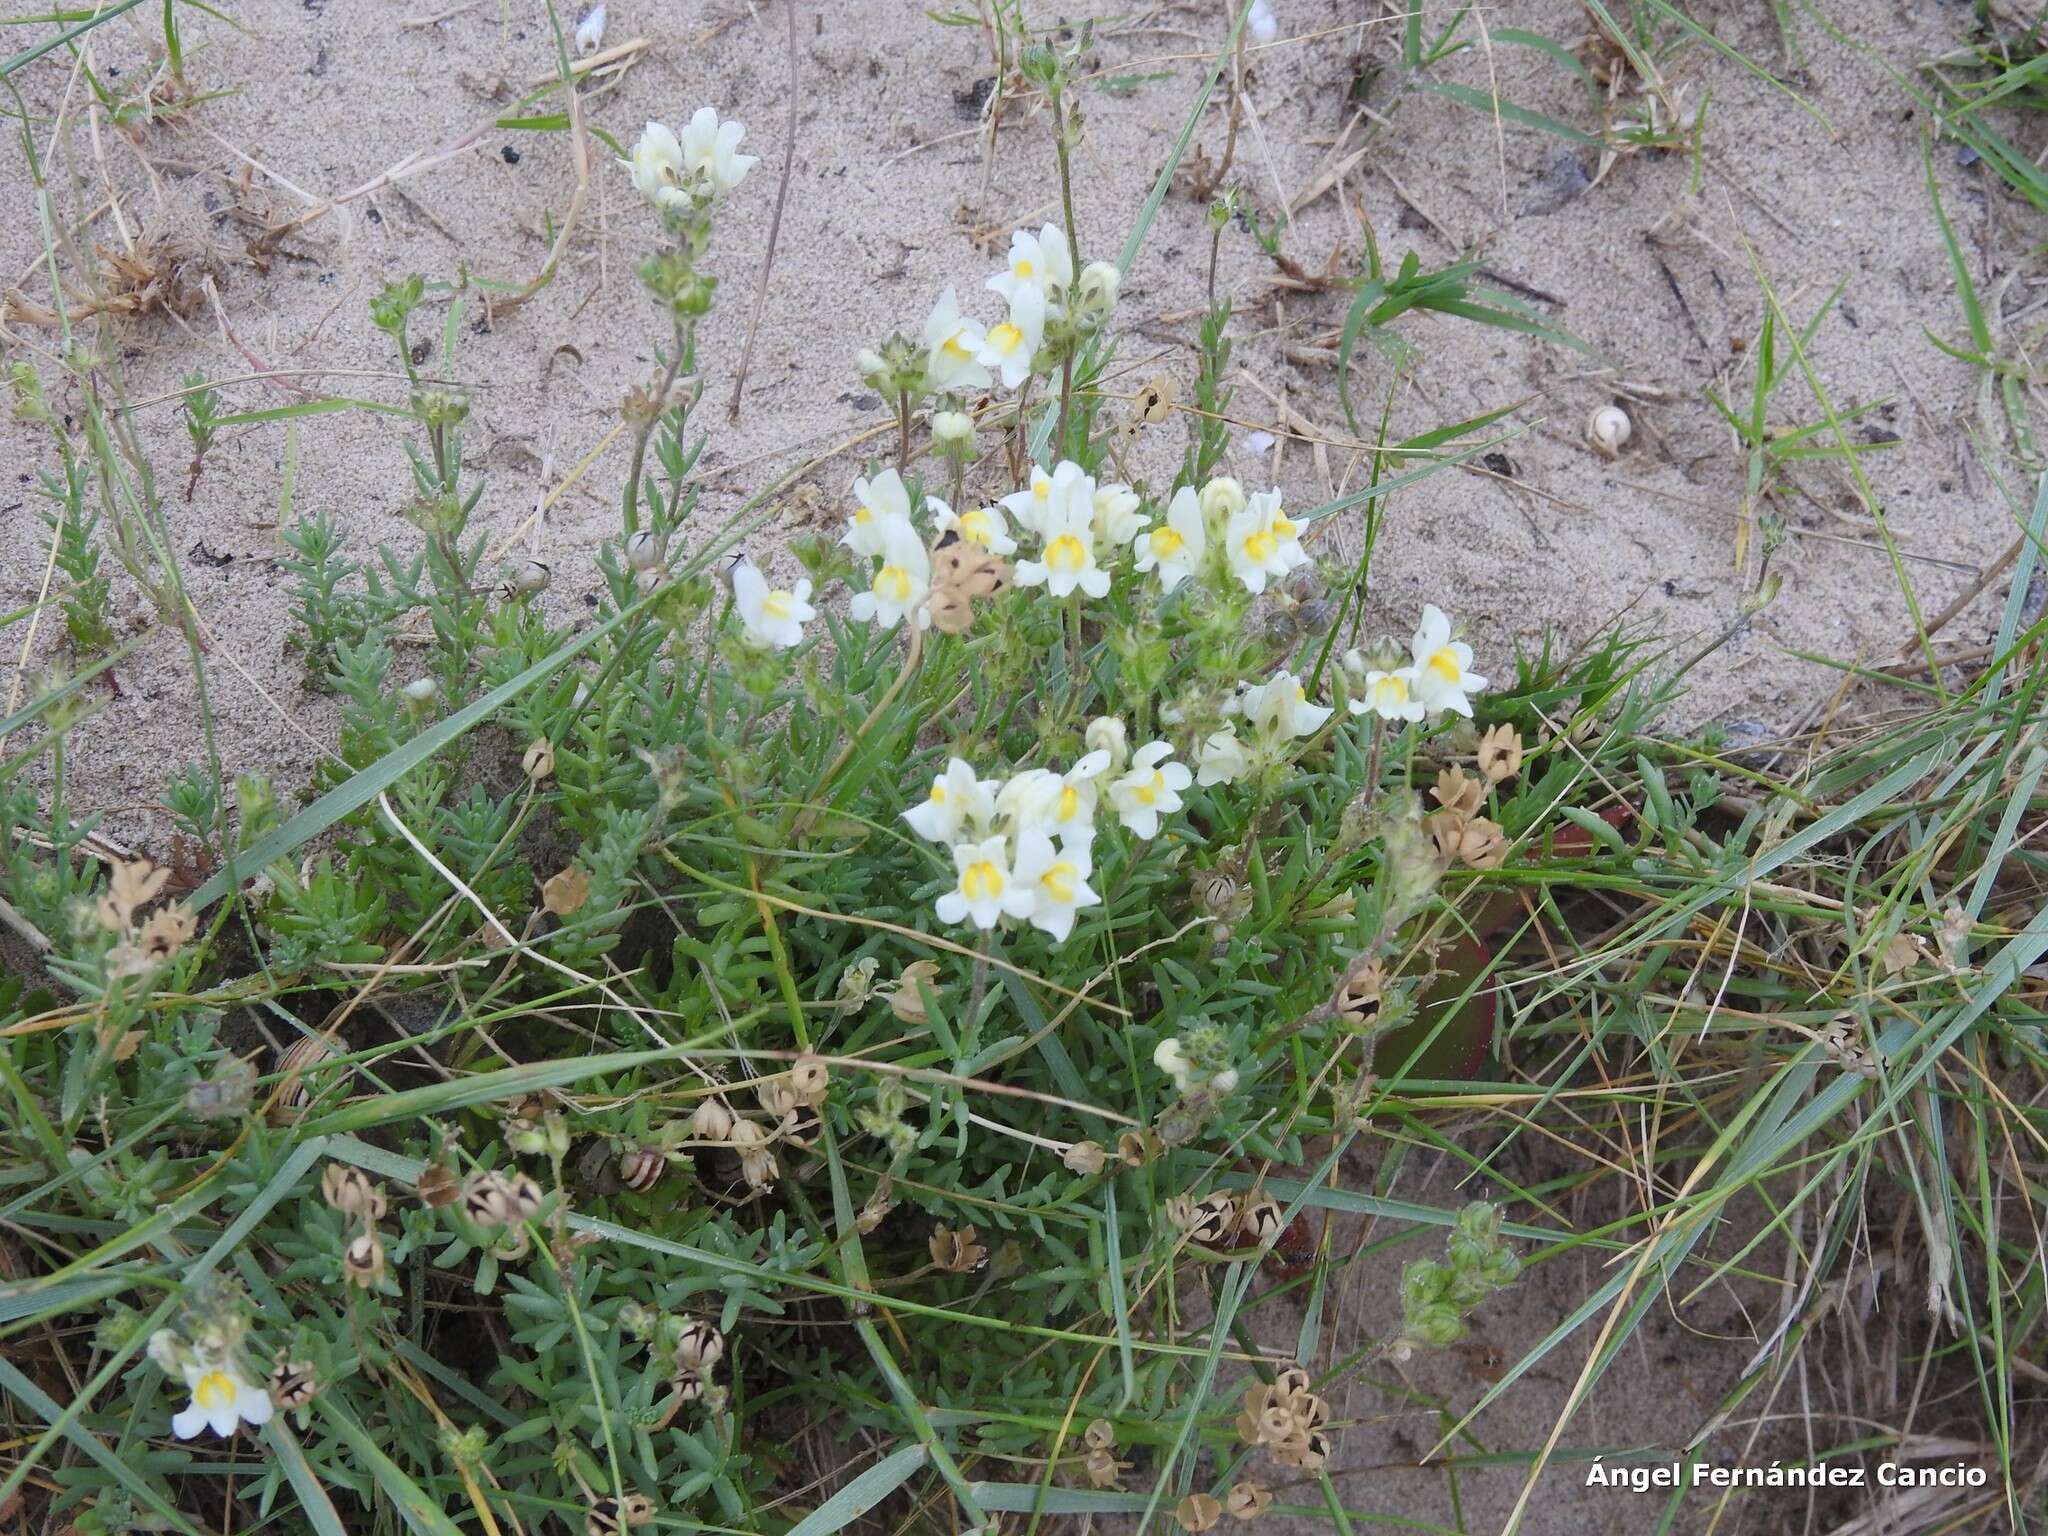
[504,1174,545,1221]
[344,1230,385,1288]
[507,558,550,596]
[625,530,662,571]
[320,1164,386,1223]
[1188,1192,1238,1246]
[1225,1482,1273,1521]
[1177,1493,1222,1532]
[690,1097,736,1142]
[673,1320,725,1372]
[585,1493,657,1536]
[462,1172,515,1226]
[670,1366,707,1403]
[788,1054,830,1105]
[1236,1194,1285,1247]
[415,1159,460,1208]
[268,1354,317,1410]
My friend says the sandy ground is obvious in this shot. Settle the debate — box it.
[0,0,2027,1529]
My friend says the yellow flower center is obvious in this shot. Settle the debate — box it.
[962,861,1005,902]
[1045,533,1088,574]
[942,330,975,359]
[1039,862,1077,904]
[854,505,873,524]
[876,566,913,603]
[1373,676,1409,707]
[1149,527,1185,559]
[1426,650,1462,685]
[1056,784,1081,822]
[988,322,1023,355]
[1243,531,1276,564]
[1032,477,1051,501]
[194,1372,236,1411]
[762,590,795,621]
[1135,771,1163,805]
[930,782,948,803]
[1016,257,1036,278]
[1271,515,1298,539]
[960,509,994,545]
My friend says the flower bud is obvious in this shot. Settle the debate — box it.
[1075,260,1121,324]
[1198,476,1246,523]
[931,409,975,446]
[691,1098,735,1142]
[1084,715,1129,767]
[401,677,440,705]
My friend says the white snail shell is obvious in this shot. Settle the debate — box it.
[1586,404,1632,459]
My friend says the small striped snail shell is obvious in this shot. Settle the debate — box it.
[272,1032,339,1117]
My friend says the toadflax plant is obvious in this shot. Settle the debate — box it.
[0,57,1575,1536]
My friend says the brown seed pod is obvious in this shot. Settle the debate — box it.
[788,1054,830,1105]
[268,1354,317,1410]
[1177,1493,1222,1532]
[1083,1418,1116,1451]
[462,1173,516,1226]
[928,1224,989,1273]
[1224,1482,1273,1521]
[504,1173,545,1221]
[585,1493,658,1536]
[320,1164,386,1223]
[415,1159,460,1209]
[343,1230,385,1288]
[1188,1192,1238,1246]
[618,1146,665,1192]
[690,1097,736,1143]
[1333,960,1386,1029]
[1235,1194,1285,1248]
[673,1320,726,1373]
[670,1366,707,1403]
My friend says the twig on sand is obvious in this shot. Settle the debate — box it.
[730,0,801,422]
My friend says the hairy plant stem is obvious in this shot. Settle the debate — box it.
[1053,90,1081,460]
[621,317,690,536]
[896,388,913,472]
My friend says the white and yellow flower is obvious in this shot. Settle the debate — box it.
[923,287,991,391]
[930,496,1016,556]
[1002,752,1112,846]
[988,223,1074,307]
[1084,715,1129,768]
[845,468,913,558]
[1409,604,1488,718]
[1350,666,1426,723]
[1195,723,1252,786]
[1243,669,1333,744]
[1153,1037,1194,1092]
[1012,828,1100,943]
[171,1355,273,1440]
[1016,481,1111,600]
[623,121,690,211]
[1133,485,1206,592]
[732,562,814,650]
[999,463,1060,537]
[1074,260,1120,324]
[1223,489,1308,594]
[935,835,1035,930]
[849,518,932,630]
[904,758,996,844]
[1110,740,1192,839]
[976,285,1045,390]
[1091,481,1147,547]
[677,105,757,195]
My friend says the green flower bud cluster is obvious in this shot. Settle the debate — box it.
[1398,1201,1519,1350]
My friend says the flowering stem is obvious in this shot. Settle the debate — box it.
[965,926,995,1042]
[1056,353,1074,466]
[895,388,913,473]
[789,620,925,839]
[622,318,690,536]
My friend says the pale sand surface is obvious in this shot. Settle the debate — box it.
[0,1,2013,1528]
